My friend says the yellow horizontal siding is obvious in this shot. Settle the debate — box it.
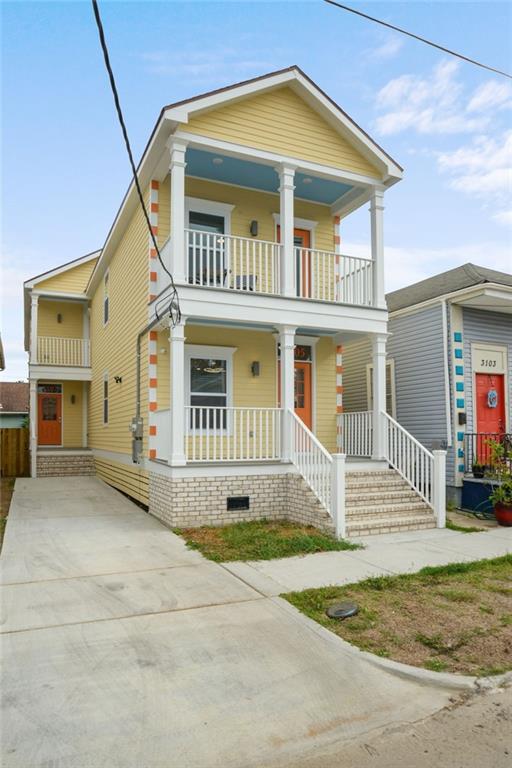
[38,300,84,339]
[185,177,334,251]
[185,87,380,178]
[88,187,149,457]
[62,381,83,447]
[94,457,149,506]
[315,337,337,452]
[36,258,97,294]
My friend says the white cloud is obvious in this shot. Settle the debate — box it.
[371,36,403,60]
[375,59,496,136]
[493,209,512,226]
[341,240,512,292]
[139,49,275,84]
[467,81,512,113]
[436,131,512,224]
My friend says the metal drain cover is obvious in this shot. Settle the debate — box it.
[326,602,359,620]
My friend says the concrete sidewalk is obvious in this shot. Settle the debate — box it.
[224,526,512,595]
[1,477,481,768]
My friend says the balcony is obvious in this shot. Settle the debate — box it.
[158,229,374,308]
[36,337,90,367]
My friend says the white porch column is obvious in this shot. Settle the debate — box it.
[372,333,387,460]
[278,164,296,297]
[29,379,37,477]
[331,453,346,539]
[277,325,296,460]
[169,318,187,466]
[370,188,386,309]
[168,138,188,282]
[433,450,447,528]
[30,293,39,363]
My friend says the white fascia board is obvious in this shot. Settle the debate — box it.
[165,68,402,180]
[29,365,92,381]
[151,284,388,335]
[331,187,372,218]
[24,251,100,291]
[389,283,512,319]
[175,131,383,190]
[31,291,89,301]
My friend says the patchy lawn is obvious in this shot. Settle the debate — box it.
[284,555,512,677]
[0,477,15,552]
[446,518,486,534]
[174,519,361,562]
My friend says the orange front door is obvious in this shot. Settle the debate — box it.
[277,226,312,297]
[294,362,312,430]
[475,373,506,463]
[38,392,62,445]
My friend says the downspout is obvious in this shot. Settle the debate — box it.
[441,299,453,448]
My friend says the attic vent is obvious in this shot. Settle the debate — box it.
[227,496,249,511]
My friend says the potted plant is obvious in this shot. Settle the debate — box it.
[486,439,512,526]
[472,461,485,478]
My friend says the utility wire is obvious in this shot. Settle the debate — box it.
[91,0,181,324]
[324,0,512,80]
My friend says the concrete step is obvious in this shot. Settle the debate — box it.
[346,488,420,506]
[347,514,437,537]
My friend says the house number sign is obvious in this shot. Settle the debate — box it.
[472,345,506,375]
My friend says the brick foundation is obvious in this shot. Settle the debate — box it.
[37,453,96,477]
[148,470,334,533]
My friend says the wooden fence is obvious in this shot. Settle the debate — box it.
[0,428,30,477]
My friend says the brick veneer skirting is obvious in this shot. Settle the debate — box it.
[148,470,334,533]
[37,454,96,477]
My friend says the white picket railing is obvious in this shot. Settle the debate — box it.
[36,337,90,367]
[338,411,373,456]
[381,411,434,507]
[186,229,280,294]
[184,406,281,462]
[289,409,333,511]
[295,247,373,306]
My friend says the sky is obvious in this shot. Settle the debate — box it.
[2,0,511,381]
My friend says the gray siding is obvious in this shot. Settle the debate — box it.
[462,308,512,435]
[388,304,448,451]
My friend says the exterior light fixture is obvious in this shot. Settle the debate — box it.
[251,361,260,377]
[212,157,224,165]
[302,177,313,185]
[57,313,63,323]
[250,220,258,237]
[70,394,76,404]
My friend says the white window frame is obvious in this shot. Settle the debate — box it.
[185,344,236,433]
[366,359,396,418]
[185,197,234,234]
[103,270,110,327]
[102,371,109,426]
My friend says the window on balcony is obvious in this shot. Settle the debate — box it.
[187,211,226,288]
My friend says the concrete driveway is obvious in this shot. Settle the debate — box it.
[1,477,474,768]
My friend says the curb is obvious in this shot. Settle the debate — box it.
[273,596,512,693]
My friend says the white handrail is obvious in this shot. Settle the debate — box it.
[185,229,280,294]
[381,411,434,507]
[338,411,373,456]
[184,406,281,462]
[295,247,373,306]
[289,409,332,511]
[36,337,90,367]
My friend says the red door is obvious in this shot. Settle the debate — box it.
[294,362,312,430]
[38,392,62,445]
[475,373,506,463]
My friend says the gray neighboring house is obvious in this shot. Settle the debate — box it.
[0,382,29,428]
[342,263,512,506]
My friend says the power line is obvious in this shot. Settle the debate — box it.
[324,0,512,80]
[91,0,181,325]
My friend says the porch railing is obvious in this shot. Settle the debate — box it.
[337,411,373,456]
[186,229,280,294]
[36,337,90,367]
[290,409,332,510]
[463,432,512,473]
[296,247,373,306]
[184,406,281,462]
[382,412,434,507]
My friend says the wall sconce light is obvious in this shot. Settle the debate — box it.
[251,361,260,377]
[249,220,258,237]
[57,313,63,323]
[114,375,123,384]
[70,394,76,405]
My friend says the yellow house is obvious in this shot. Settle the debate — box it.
[24,66,447,536]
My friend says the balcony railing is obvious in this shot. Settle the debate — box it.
[186,229,280,294]
[36,337,90,367]
[296,247,373,305]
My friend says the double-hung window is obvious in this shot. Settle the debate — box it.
[366,360,396,417]
[186,346,235,431]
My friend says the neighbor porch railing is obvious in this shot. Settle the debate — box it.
[184,406,281,462]
[295,247,373,305]
[463,432,512,473]
[36,337,90,367]
[186,229,281,294]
